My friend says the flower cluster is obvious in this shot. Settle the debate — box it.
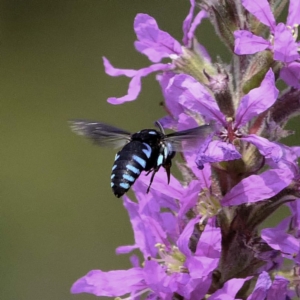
[71,0,300,299]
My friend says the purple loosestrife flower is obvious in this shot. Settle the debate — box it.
[72,170,223,299]
[71,0,300,298]
[234,0,300,88]
[159,68,283,170]
[103,0,210,104]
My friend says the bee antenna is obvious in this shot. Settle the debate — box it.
[154,121,165,134]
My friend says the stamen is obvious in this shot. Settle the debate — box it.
[197,188,221,224]
[151,244,187,274]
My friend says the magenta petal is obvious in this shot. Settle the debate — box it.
[234,30,269,55]
[235,69,278,127]
[182,0,196,46]
[187,256,219,279]
[103,57,138,77]
[266,276,289,299]
[209,277,252,299]
[241,135,283,162]
[107,63,171,104]
[195,222,222,257]
[196,140,242,169]
[187,223,221,278]
[143,260,170,294]
[287,0,300,26]
[170,74,226,125]
[134,14,182,62]
[116,245,138,254]
[121,195,158,257]
[183,10,207,46]
[136,168,183,200]
[178,180,201,219]
[273,23,299,63]
[247,272,271,300]
[157,71,183,118]
[71,268,144,297]
[241,0,276,31]
[177,217,199,257]
[280,62,300,89]
[222,169,294,206]
[261,227,300,256]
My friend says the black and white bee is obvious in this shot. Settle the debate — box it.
[70,120,215,197]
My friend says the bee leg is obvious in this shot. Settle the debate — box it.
[145,170,153,176]
[146,168,159,193]
[163,158,172,184]
[165,164,171,184]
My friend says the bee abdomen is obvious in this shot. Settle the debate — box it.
[111,141,153,197]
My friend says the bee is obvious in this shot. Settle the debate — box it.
[70,120,214,197]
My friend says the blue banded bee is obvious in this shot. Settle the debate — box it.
[70,120,214,197]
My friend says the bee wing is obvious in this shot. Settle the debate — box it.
[69,120,131,148]
[165,123,215,152]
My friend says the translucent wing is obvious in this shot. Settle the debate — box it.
[69,120,131,148]
[165,123,215,152]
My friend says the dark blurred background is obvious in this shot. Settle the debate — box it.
[0,1,297,300]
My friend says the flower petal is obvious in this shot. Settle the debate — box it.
[178,180,202,219]
[266,276,289,299]
[120,195,158,257]
[187,222,221,278]
[195,221,222,257]
[168,74,226,125]
[235,69,278,127]
[273,23,299,63]
[261,223,300,256]
[177,217,200,256]
[241,0,276,31]
[136,168,183,200]
[222,169,294,206]
[209,277,252,299]
[157,71,183,119]
[287,0,300,26]
[144,260,171,295]
[247,272,271,300]
[71,268,144,297]
[280,61,300,89]
[107,63,171,104]
[196,140,241,170]
[183,10,208,47]
[134,14,182,62]
[234,30,270,55]
[241,135,283,162]
[182,0,196,46]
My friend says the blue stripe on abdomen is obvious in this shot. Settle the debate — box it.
[123,174,135,182]
[142,143,152,158]
[132,155,146,168]
[119,182,130,189]
[126,164,140,175]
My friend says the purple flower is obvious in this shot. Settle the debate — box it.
[234,0,300,62]
[246,272,290,300]
[208,276,252,299]
[71,268,146,297]
[103,1,208,104]
[159,68,282,169]
[70,1,300,298]
[72,170,223,299]
[234,0,300,88]
[221,168,294,206]
[247,272,271,300]
[261,217,300,259]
